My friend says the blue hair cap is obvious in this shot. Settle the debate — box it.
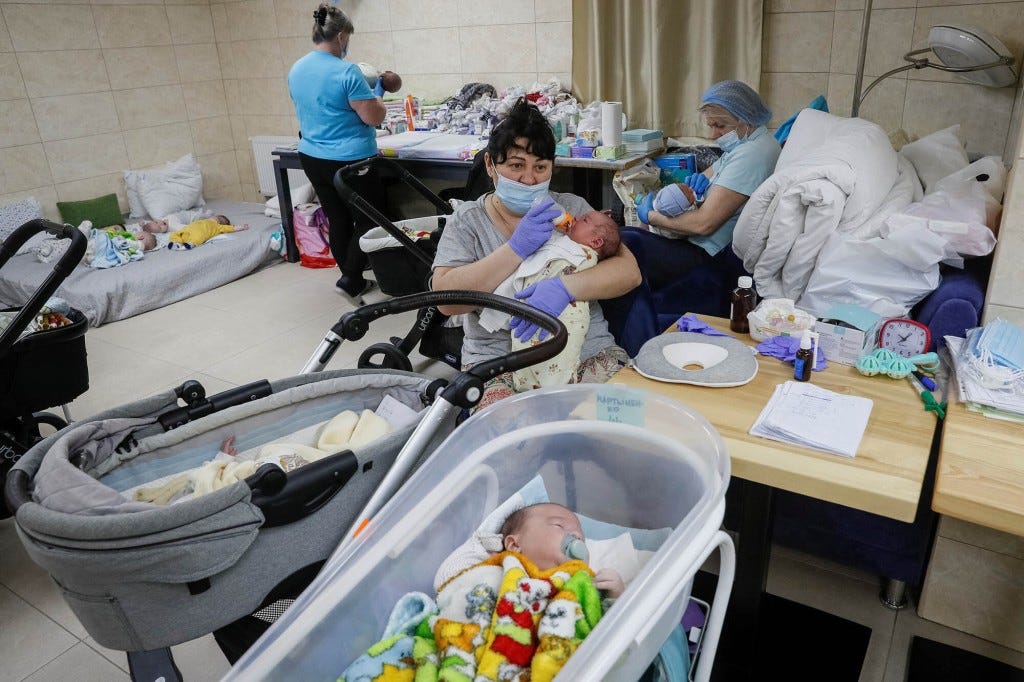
[701,80,772,127]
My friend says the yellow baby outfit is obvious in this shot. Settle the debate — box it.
[168,219,236,248]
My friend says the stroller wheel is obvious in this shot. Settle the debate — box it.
[357,342,413,372]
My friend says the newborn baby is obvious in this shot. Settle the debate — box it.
[636,182,697,225]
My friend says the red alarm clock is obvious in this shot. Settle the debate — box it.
[878,318,931,357]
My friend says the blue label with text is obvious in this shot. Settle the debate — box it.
[596,390,645,426]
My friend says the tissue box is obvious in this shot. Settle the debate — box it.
[622,128,664,142]
[813,304,882,366]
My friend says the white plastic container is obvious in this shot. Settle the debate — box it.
[746,297,817,342]
[226,385,732,682]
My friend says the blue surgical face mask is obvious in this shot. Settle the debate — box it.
[492,165,551,214]
[717,129,742,153]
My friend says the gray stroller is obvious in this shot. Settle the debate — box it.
[3,290,566,682]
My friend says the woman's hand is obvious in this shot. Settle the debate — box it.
[507,199,560,259]
[373,76,385,98]
[510,277,573,341]
[686,172,710,198]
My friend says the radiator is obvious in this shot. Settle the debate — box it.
[250,135,300,196]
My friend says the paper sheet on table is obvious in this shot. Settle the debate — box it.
[749,381,873,458]
[375,131,438,156]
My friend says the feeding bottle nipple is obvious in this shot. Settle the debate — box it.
[561,534,589,563]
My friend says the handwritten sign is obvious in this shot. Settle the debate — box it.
[596,390,645,426]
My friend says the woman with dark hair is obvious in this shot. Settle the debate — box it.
[432,97,641,408]
[288,3,391,301]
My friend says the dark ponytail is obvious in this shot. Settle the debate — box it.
[486,97,556,164]
[312,3,354,43]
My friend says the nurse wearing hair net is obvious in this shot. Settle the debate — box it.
[624,80,781,292]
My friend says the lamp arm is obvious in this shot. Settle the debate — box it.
[853,63,918,116]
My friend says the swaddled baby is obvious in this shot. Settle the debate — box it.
[636,181,698,225]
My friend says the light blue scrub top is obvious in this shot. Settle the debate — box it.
[288,51,378,161]
[691,125,781,256]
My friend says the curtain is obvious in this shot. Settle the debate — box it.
[572,0,763,138]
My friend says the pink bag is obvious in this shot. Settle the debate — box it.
[292,203,336,268]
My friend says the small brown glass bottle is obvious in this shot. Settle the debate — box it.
[730,276,756,333]
[794,330,814,382]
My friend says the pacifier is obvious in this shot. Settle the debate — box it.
[561,533,589,563]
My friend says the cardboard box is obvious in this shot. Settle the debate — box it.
[814,304,882,366]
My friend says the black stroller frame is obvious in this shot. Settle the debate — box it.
[334,157,465,372]
[5,286,567,682]
[0,219,88,519]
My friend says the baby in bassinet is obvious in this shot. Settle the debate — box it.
[339,502,624,682]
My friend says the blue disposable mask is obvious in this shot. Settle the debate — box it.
[492,166,551,215]
[717,129,743,153]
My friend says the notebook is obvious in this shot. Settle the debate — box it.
[749,381,873,458]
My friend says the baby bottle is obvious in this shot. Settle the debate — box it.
[561,533,589,562]
[533,197,575,232]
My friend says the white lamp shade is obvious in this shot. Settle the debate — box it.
[927,24,1017,87]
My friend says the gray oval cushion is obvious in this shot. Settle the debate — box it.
[633,332,758,387]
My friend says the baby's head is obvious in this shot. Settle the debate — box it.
[500,502,585,570]
[565,210,620,259]
[213,214,230,225]
[142,219,168,234]
[136,231,157,251]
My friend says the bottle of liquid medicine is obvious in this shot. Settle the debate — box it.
[794,330,814,382]
[730,276,757,333]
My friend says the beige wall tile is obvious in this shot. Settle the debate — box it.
[165,0,213,4]
[457,0,533,26]
[0,186,59,221]
[768,0,835,10]
[235,148,255,184]
[393,28,461,73]
[233,39,282,79]
[399,73,464,101]
[0,99,39,148]
[279,36,312,78]
[115,84,188,130]
[55,173,127,212]
[167,4,215,44]
[760,72,830,128]
[0,143,51,193]
[535,0,571,23]
[183,80,229,119]
[210,3,230,42]
[464,72,539,91]
[44,133,128,184]
[104,46,179,90]
[830,8,915,76]
[2,4,98,51]
[938,516,1024,561]
[902,79,1014,158]
[274,0,312,37]
[243,114,297,138]
[234,78,291,116]
[91,0,163,4]
[0,10,12,52]
[223,79,242,114]
[229,115,248,149]
[175,43,222,83]
[535,21,570,73]
[829,72,906,131]
[347,0,391,33]
[764,11,833,73]
[231,0,276,40]
[17,50,107,98]
[198,150,239,188]
[205,183,244,201]
[835,0,914,7]
[460,24,537,73]
[93,5,171,48]
[0,52,25,100]
[191,115,233,154]
[982,302,1024,327]
[345,32,394,74]
[31,92,121,142]
[217,42,237,79]
[123,121,194,168]
[388,0,456,30]
[910,5,1024,86]
[240,182,262,202]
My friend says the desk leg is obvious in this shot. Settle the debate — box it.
[274,158,299,263]
[720,479,774,670]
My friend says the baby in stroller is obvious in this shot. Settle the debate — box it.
[340,502,625,682]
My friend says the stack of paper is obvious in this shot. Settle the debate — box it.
[749,381,873,458]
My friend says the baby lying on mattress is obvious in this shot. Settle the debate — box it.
[339,502,625,682]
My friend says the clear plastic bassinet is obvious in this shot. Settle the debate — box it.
[227,384,736,682]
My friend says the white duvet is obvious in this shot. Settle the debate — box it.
[733,109,918,305]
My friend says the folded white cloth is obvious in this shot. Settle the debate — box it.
[265,183,315,218]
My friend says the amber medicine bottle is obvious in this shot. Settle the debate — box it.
[730,276,756,333]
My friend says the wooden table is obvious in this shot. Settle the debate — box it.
[933,400,1024,536]
[609,315,937,667]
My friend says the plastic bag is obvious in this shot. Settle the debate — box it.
[293,202,336,269]
[798,224,957,318]
[884,179,999,258]
[612,160,661,227]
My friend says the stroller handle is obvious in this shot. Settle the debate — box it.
[0,219,87,359]
[333,157,452,269]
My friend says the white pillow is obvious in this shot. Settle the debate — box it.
[0,197,46,256]
[124,154,205,219]
[265,182,315,213]
[898,124,970,195]
[136,154,205,219]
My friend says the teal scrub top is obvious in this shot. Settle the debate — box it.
[288,51,378,161]
[691,125,781,256]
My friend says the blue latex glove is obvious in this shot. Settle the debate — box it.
[373,76,385,98]
[755,336,827,371]
[636,192,654,224]
[510,277,574,342]
[686,172,710,198]
[506,199,560,259]
[676,313,730,336]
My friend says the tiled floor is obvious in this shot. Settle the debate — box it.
[2,263,1023,681]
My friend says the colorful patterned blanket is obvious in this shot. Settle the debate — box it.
[339,551,604,681]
